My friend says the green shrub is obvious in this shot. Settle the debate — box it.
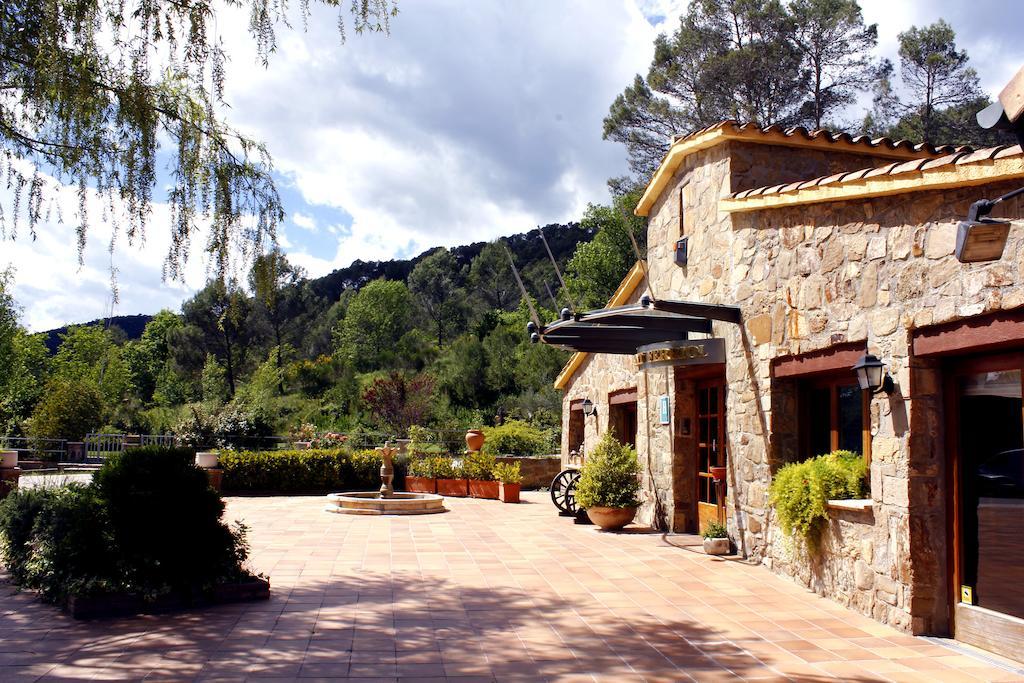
[493,461,522,485]
[482,419,555,456]
[93,446,248,598]
[769,450,868,542]
[218,447,405,492]
[702,520,728,539]
[0,447,251,606]
[28,378,103,441]
[432,456,462,479]
[408,456,432,478]
[575,432,640,509]
[463,451,496,481]
[8,485,118,602]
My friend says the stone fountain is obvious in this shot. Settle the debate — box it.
[325,442,446,515]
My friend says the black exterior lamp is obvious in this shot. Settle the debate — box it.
[582,398,596,417]
[852,353,895,395]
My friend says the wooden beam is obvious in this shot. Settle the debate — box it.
[913,308,1024,357]
[772,343,866,379]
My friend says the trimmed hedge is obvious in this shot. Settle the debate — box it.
[219,448,407,492]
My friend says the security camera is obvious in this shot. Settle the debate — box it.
[977,65,1024,146]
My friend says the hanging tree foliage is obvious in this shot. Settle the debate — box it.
[0,0,398,288]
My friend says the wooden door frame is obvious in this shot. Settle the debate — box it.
[696,373,726,530]
[943,350,1024,656]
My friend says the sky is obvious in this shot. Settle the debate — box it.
[4,0,1024,332]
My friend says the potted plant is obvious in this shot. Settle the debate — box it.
[494,461,522,503]
[465,451,498,499]
[434,457,468,497]
[405,456,436,494]
[575,432,640,531]
[702,521,730,555]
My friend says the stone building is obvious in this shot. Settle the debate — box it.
[549,121,1024,660]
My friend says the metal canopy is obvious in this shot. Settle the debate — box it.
[531,299,741,355]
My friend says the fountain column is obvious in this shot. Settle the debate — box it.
[377,442,398,498]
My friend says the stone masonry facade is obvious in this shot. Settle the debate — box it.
[559,136,1024,637]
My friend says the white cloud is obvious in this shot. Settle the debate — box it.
[291,212,318,232]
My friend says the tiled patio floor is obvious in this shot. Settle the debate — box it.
[1,491,1022,682]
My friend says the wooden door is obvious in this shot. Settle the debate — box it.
[946,352,1024,660]
[696,378,726,532]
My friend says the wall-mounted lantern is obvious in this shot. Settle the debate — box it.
[582,398,597,417]
[674,237,688,266]
[852,353,895,395]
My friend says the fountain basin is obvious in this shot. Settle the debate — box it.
[325,492,446,515]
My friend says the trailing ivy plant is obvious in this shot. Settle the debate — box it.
[574,431,640,509]
[769,450,867,543]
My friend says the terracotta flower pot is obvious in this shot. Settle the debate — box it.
[469,480,499,499]
[196,451,219,469]
[437,478,469,497]
[0,450,18,469]
[499,482,520,503]
[585,506,637,531]
[406,476,436,494]
[465,429,485,453]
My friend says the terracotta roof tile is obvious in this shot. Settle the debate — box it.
[725,143,1024,208]
[921,151,970,170]
[994,144,1023,159]
[865,162,901,178]
[890,158,930,175]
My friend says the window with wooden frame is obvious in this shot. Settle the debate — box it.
[798,374,871,464]
[568,400,585,456]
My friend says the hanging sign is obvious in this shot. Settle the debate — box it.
[635,338,725,370]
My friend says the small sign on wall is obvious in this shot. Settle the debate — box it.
[658,395,670,425]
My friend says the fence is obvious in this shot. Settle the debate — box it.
[0,436,67,460]
[2,429,480,462]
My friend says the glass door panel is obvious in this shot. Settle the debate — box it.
[958,369,1024,619]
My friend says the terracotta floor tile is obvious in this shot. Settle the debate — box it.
[0,491,1019,682]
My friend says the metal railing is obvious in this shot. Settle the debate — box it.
[0,436,67,460]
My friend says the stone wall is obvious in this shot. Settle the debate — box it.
[560,136,1024,635]
[723,177,1024,633]
[494,455,562,490]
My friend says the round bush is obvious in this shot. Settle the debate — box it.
[575,431,640,509]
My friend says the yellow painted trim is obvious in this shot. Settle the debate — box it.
[634,125,942,217]
[553,262,646,390]
[719,156,1024,214]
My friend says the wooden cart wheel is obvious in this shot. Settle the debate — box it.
[550,469,580,515]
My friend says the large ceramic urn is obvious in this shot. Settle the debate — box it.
[465,429,485,453]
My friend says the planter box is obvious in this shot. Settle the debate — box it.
[406,476,436,494]
[436,478,468,497]
[499,482,520,503]
[0,450,18,469]
[67,577,270,619]
[703,537,730,555]
[469,480,499,499]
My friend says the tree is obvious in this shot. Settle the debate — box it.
[564,191,646,310]
[863,21,1010,146]
[606,0,806,179]
[124,310,182,405]
[362,372,436,433]
[249,250,308,391]
[1,0,397,283]
[468,242,519,312]
[51,325,131,413]
[408,248,465,347]
[180,279,252,398]
[0,270,49,435]
[333,279,414,371]
[29,378,103,441]
[789,0,879,129]
[435,334,488,408]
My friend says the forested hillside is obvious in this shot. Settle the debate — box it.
[1,193,644,445]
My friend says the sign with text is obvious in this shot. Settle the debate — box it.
[635,338,725,370]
